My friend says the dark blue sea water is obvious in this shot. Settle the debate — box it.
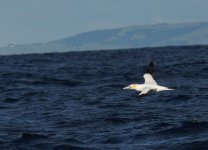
[0,45,207,150]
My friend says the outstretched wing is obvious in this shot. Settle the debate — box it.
[143,73,157,85]
[139,88,151,96]
[145,61,155,80]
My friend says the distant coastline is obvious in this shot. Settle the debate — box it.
[1,45,207,57]
[0,21,208,55]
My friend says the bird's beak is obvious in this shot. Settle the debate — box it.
[123,86,130,89]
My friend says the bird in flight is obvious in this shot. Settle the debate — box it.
[123,61,173,96]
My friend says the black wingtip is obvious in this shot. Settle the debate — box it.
[145,61,155,80]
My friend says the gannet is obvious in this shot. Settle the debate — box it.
[123,61,173,96]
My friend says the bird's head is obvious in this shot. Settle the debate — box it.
[123,84,140,90]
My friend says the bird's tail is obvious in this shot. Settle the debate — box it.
[165,87,174,90]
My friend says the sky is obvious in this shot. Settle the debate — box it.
[0,0,208,46]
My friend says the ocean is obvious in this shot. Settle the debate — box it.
[0,45,207,150]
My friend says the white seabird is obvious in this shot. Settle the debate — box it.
[123,62,173,96]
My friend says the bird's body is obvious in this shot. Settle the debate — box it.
[123,62,173,96]
[126,83,173,93]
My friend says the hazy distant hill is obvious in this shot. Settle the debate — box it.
[1,21,208,55]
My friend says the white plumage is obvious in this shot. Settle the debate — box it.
[123,62,174,96]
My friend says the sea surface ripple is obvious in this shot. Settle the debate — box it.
[0,45,208,150]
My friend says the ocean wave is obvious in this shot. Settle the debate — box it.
[0,46,208,149]
[14,133,49,142]
[2,97,19,103]
[156,120,208,136]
